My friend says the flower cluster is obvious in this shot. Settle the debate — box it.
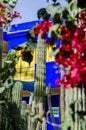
[0,3,9,24]
[34,21,53,39]
[79,10,86,23]
[55,10,86,88]
[0,2,20,24]
[33,8,86,88]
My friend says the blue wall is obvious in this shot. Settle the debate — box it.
[6,21,60,129]
[46,62,60,87]
[4,21,60,88]
[35,61,60,88]
[3,20,39,50]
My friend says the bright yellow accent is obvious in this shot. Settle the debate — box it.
[14,44,55,82]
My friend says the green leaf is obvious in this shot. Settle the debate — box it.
[50,48,59,57]
[14,42,27,51]
[3,0,8,4]
[33,115,41,120]
[0,87,5,94]
[54,13,62,24]
[3,76,13,88]
[65,20,76,30]
[46,4,62,17]
[70,2,77,10]
[48,24,59,38]
[62,9,69,19]
[5,60,13,64]
[0,100,5,104]
[27,42,37,51]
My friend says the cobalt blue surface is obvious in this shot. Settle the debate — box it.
[46,62,60,87]
[22,81,34,92]
[56,38,61,48]
[4,21,61,90]
[47,116,60,130]
[51,95,59,107]
[34,61,60,88]
[45,95,59,113]
[8,32,28,50]
[5,21,60,129]
[14,80,34,92]
[10,20,39,32]
[22,97,29,104]
[3,21,39,50]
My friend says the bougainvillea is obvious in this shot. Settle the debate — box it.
[33,1,86,89]
[55,9,86,88]
[34,21,54,39]
[0,1,21,25]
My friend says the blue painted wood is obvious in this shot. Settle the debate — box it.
[46,62,60,87]
[47,116,60,130]
[10,20,39,32]
[3,20,39,50]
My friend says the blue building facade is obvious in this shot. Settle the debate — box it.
[3,20,60,89]
[3,21,60,129]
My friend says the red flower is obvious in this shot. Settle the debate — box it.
[79,10,86,22]
[62,44,72,52]
[0,3,5,8]
[74,27,85,38]
[60,26,73,40]
[54,10,86,89]
[34,21,53,39]
[12,11,21,18]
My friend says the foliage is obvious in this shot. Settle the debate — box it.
[0,0,21,29]
[14,25,37,64]
[39,0,86,89]
[0,50,18,95]
[0,50,27,130]
[14,44,35,65]
[29,1,86,129]
[37,8,50,20]
[34,21,54,39]
[26,26,37,51]
[1,102,27,130]
[21,50,33,65]
[77,0,86,8]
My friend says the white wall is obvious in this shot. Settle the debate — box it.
[11,0,66,25]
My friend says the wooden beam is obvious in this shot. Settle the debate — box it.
[22,90,31,97]
[22,87,60,97]
[3,41,8,54]
[50,87,60,95]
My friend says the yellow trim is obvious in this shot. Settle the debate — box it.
[14,44,55,81]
